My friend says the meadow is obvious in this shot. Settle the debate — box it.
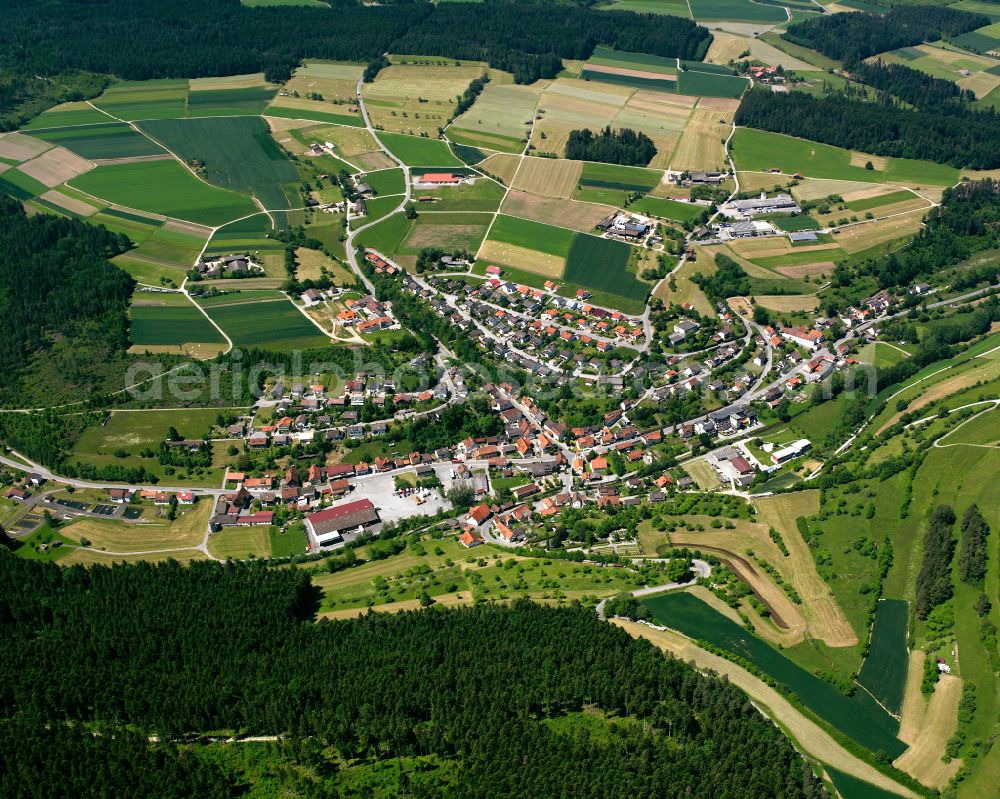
[677,68,749,99]
[71,160,257,226]
[92,79,190,121]
[629,195,704,222]
[642,592,906,758]
[487,214,575,257]
[377,132,462,168]
[732,128,960,186]
[140,116,299,210]
[197,292,331,350]
[364,168,406,196]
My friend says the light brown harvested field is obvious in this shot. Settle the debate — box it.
[305,125,381,158]
[406,223,488,250]
[510,157,581,198]
[754,294,821,312]
[295,247,355,284]
[876,359,1000,433]
[451,82,542,142]
[0,132,53,163]
[737,171,794,193]
[841,184,901,203]
[695,97,741,113]
[894,674,963,788]
[529,120,574,158]
[479,153,522,185]
[18,147,93,187]
[793,178,883,202]
[730,237,838,259]
[684,585,745,625]
[319,592,470,619]
[190,72,267,90]
[354,151,396,171]
[962,167,1000,182]
[837,209,926,253]
[585,63,678,84]
[61,548,207,566]
[266,116,317,136]
[898,650,927,745]
[776,261,834,278]
[613,100,689,170]
[39,188,102,217]
[612,619,920,799]
[545,77,633,106]
[871,197,933,218]
[364,63,491,135]
[670,109,730,172]
[501,190,615,232]
[61,501,211,552]
[654,255,715,317]
[706,32,751,65]
[850,151,889,171]
[629,90,697,114]
[479,240,566,277]
[754,491,857,647]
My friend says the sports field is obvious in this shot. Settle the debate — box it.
[140,116,299,210]
[70,159,257,226]
[642,592,906,758]
[377,132,462,168]
[732,128,960,186]
[197,292,330,350]
[28,123,166,160]
[857,600,909,716]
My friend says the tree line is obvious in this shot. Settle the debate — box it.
[0,552,830,799]
[781,6,988,66]
[0,0,710,126]
[565,126,657,166]
[735,88,1000,169]
[915,504,956,619]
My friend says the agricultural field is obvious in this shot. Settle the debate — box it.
[595,0,691,17]
[449,83,540,153]
[500,191,616,232]
[20,102,117,130]
[92,79,190,121]
[196,291,331,350]
[377,132,462,168]
[654,252,715,316]
[873,43,1000,98]
[139,116,299,211]
[629,195,705,222]
[485,214,576,258]
[576,161,663,196]
[563,234,648,305]
[731,128,961,186]
[689,0,787,22]
[411,175,505,211]
[949,20,1000,57]
[28,122,167,161]
[643,592,906,758]
[207,525,274,560]
[70,159,257,226]
[264,61,364,127]
[669,104,734,172]
[363,61,496,136]
[510,157,582,199]
[129,291,226,356]
[856,600,909,716]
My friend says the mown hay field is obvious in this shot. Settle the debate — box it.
[510,157,582,198]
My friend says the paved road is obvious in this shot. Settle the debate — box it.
[595,558,711,620]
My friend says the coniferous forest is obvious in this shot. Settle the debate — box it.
[565,127,657,166]
[0,552,829,799]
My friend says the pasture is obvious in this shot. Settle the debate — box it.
[857,600,909,716]
[70,160,257,226]
[139,116,299,210]
[642,592,906,758]
[28,123,166,160]
[377,132,462,167]
[364,167,406,196]
[875,44,1000,97]
[677,68,749,99]
[732,128,960,186]
[197,292,331,350]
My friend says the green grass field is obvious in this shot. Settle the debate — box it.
[412,177,505,211]
[197,293,330,350]
[587,46,680,75]
[364,168,406,196]
[488,214,575,256]
[579,161,662,193]
[28,123,166,160]
[770,214,821,232]
[0,169,49,200]
[71,160,257,225]
[856,599,909,716]
[827,768,905,799]
[689,0,786,22]
[732,128,960,186]
[21,104,118,130]
[139,116,298,211]
[630,196,704,222]
[677,68,749,99]
[377,133,463,168]
[579,69,677,92]
[269,524,308,557]
[845,190,917,213]
[92,79,190,121]
[186,86,277,117]
[264,105,366,127]
[130,301,226,347]
[596,0,691,17]
[642,592,906,758]
[564,234,648,303]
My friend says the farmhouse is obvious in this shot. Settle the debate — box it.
[305,498,381,547]
[419,172,462,185]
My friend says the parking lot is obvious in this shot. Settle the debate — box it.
[347,465,456,525]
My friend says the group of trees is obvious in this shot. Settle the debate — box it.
[692,253,751,303]
[959,504,990,584]
[851,59,976,112]
[0,553,830,799]
[735,88,1000,169]
[0,195,135,405]
[781,6,988,66]
[915,505,957,619]
[565,126,656,166]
